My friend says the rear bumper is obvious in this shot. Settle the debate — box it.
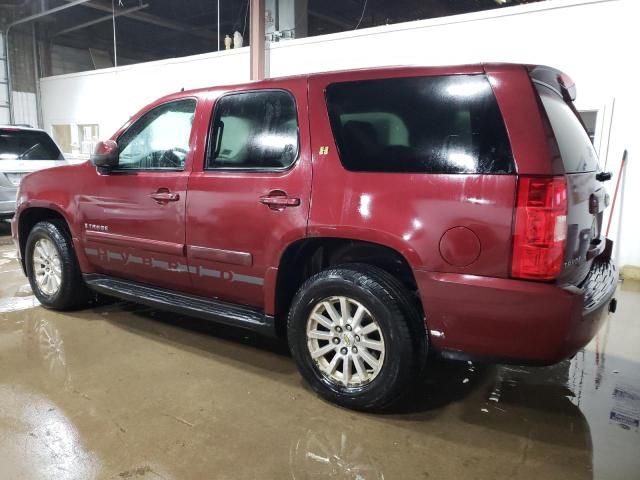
[9,211,23,271]
[0,183,18,197]
[0,184,17,217]
[416,244,618,365]
[0,199,16,217]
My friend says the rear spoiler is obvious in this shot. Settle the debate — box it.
[528,65,577,102]
[528,64,590,135]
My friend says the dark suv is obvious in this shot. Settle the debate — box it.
[11,64,617,410]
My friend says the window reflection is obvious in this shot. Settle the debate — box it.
[326,75,514,174]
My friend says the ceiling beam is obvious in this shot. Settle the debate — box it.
[54,3,149,37]
[61,0,218,40]
[53,32,159,62]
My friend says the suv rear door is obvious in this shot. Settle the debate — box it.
[185,79,311,309]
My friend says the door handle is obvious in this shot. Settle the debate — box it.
[150,190,180,203]
[259,191,300,210]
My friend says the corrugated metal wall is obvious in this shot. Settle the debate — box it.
[0,34,10,125]
[11,91,37,127]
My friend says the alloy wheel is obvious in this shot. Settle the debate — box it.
[32,238,62,296]
[306,296,385,387]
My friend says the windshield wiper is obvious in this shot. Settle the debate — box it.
[17,143,39,160]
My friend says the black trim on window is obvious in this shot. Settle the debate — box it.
[204,89,301,173]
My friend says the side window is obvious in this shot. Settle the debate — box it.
[117,99,196,171]
[207,90,299,170]
[325,75,514,174]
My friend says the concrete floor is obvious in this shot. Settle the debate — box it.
[1,220,639,480]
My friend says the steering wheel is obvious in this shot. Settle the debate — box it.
[158,147,188,168]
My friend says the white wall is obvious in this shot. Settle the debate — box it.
[40,47,250,142]
[39,0,639,267]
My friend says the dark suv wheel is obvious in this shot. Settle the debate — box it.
[25,220,91,310]
[287,264,425,411]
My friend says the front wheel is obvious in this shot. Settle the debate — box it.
[25,220,92,310]
[287,264,424,411]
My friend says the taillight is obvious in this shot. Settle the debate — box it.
[511,176,567,280]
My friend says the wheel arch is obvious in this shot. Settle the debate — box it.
[271,236,423,336]
[17,206,75,274]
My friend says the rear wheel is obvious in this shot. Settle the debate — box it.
[287,264,424,411]
[25,220,92,310]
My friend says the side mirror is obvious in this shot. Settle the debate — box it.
[91,140,119,173]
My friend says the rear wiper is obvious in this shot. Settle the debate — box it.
[17,143,39,160]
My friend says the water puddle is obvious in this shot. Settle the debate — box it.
[0,296,40,313]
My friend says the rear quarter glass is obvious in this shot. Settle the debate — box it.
[536,85,599,174]
[325,74,514,174]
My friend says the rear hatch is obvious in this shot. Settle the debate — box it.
[0,128,67,187]
[530,67,608,287]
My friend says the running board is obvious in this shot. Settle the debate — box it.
[83,274,275,336]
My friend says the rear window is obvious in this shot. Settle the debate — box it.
[0,129,63,161]
[537,85,599,173]
[325,75,514,174]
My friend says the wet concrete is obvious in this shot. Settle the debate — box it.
[1,219,639,480]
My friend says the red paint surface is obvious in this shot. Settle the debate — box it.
[185,78,312,306]
[11,64,616,364]
[439,227,481,267]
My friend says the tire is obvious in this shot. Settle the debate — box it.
[353,263,429,373]
[25,220,92,310]
[287,264,426,411]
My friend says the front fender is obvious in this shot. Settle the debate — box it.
[14,164,91,273]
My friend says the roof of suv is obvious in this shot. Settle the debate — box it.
[157,63,531,104]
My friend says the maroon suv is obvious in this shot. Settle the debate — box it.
[11,63,617,410]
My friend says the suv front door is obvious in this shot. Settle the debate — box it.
[79,98,199,291]
[185,80,311,309]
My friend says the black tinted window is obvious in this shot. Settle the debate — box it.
[207,90,298,170]
[0,129,63,161]
[326,75,514,174]
[537,85,599,173]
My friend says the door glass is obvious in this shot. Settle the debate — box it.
[118,99,196,171]
[52,124,72,155]
[207,90,299,170]
[78,124,100,155]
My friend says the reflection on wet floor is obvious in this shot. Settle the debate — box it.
[1,220,639,479]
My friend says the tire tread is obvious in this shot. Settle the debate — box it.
[287,264,425,411]
[25,220,91,310]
